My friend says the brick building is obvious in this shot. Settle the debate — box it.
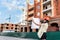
[27,0,41,32]
[27,4,34,32]
[0,23,20,32]
[33,0,60,19]
[0,0,60,32]
[34,0,60,18]
[40,0,60,30]
[27,0,60,32]
[34,0,41,18]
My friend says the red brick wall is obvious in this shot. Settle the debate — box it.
[57,0,60,15]
[51,0,60,18]
[53,0,60,16]
[34,0,41,18]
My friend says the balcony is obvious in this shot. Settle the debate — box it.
[28,5,34,10]
[28,10,34,15]
[28,7,34,11]
[28,14,33,17]
[43,0,51,5]
[27,17,33,21]
[43,7,52,12]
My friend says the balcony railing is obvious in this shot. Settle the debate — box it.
[28,7,34,11]
[43,7,52,12]
[43,0,51,4]
[28,10,34,15]
[27,17,33,21]
[28,14,33,17]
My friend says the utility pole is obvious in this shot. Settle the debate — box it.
[6,15,11,23]
[9,15,11,22]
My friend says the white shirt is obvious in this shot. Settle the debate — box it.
[31,17,40,29]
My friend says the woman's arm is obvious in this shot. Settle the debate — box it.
[32,20,41,26]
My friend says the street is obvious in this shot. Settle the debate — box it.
[0,36,38,40]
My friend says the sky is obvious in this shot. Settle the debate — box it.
[0,0,34,24]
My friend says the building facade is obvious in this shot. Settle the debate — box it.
[0,23,20,32]
[34,0,60,18]
[27,4,34,32]
[40,0,60,30]
[39,0,60,19]
[27,0,60,32]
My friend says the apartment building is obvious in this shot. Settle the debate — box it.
[14,24,20,32]
[40,0,60,18]
[41,0,54,18]
[27,0,41,32]
[33,0,60,18]
[27,0,60,32]
[27,4,34,32]
[0,23,20,32]
[40,0,60,29]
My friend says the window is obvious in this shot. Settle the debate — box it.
[7,24,9,26]
[43,0,47,2]
[1,24,4,26]
[47,11,52,16]
[47,4,51,8]
[15,31,17,32]
[46,6,47,9]
[28,7,34,11]
[28,14,33,17]
[29,27,32,32]
[12,24,13,26]
[6,27,8,29]
[43,10,52,17]
[1,27,3,29]
[28,20,32,22]
[21,28,23,32]
[11,27,13,29]
[15,25,18,27]
[25,27,27,32]
[15,28,17,30]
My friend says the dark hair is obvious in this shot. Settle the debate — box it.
[40,19,49,23]
[44,19,49,23]
[50,23,59,28]
[44,13,48,15]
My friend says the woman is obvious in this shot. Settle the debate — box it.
[31,17,41,32]
[38,19,49,40]
[38,13,50,40]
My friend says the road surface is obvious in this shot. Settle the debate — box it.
[0,36,38,40]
